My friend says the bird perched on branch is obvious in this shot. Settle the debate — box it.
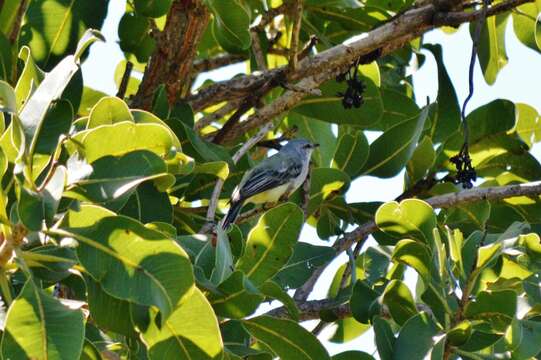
[221,139,319,229]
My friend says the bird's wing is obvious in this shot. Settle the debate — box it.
[239,154,303,200]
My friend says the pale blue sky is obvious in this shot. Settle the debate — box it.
[81,1,541,356]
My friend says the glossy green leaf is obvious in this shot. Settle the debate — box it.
[208,0,251,53]
[24,245,76,283]
[292,77,382,126]
[209,271,264,319]
[135,0,173,17]
[23,0,108,70]
[375,199,436,245]
[211,228,234,285]
[69,150,172,204]
[350,280,380,324]
[259,281,299,321]
[141,288,224,360]
[15,46,44,109]
[332,131,369,178]
[361,104,431,178]
[305,168,350,215]
[243,316,330,360]
[405,136,435,187]
[382,279,417,325]
[60,206,194,321]
[236,203,303,286]
[376,88,419,131]
[72,122,175,163]
[195,161,230,181]
[373,316,395,360]
[505,318,541,359]
[86,276,133,336]
[464,290,517,331]
[424,44,461,142]
[392,239,431,280]
[447,320,472,346]
[393,312,439,360]
[514,102,541,147]
[87,96,133,128]
[332,351,375,360]
[1,279,84,359]
[473,14,509,85]
[512,1,541,53]
[273,242,335,288]
[0,80,15,113]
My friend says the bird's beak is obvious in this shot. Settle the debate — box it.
[312,143,320,148]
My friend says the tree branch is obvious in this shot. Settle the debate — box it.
[186,0,532,113]
[293,180,541,311]
[133,0,209,110]
[288,0,304,73]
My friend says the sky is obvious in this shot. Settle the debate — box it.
[81,1,541,356]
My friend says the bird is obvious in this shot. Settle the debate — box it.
[221,139,319,229]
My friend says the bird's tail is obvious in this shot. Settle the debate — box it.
[221,200,243,229]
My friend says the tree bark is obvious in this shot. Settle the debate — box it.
[132,0,209,110]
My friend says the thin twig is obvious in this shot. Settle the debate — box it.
[192,54,247,74]
[116,61,133,99]
[251,4,288,32]
[288,0,304,73]
[194,100,242,131]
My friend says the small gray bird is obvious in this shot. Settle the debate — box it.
[221,139,319,229]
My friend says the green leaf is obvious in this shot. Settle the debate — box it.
[15,46,45,110]
[273,242,335,288]
[0,80,15,113]
[259,281,299,321]
[243,316,330,360]
[135,0,173,18]
[69,150,173,204]
[332,350,375,360]
[195,161,230,181]
[464,290,517,331]
[382,279,417,325]
[350,280,380,324]
[1,279,84,359]
[0,0,26,37]
[512,1,541,53]
[405,136,435,187]
[332,131,369,178]
[447,320,472,346]
[236,203,303,286]
[292,77,382,126]
[424,44,461,143]
[504,318,541,359]
[373,316,395,360]
[60,206,194,321]
[305,168,350,216]
[209,271,264,319]
[393,312,439,360]
[71,122,175,163]
[472,13,509,85]
[208,0,251,53]
[375,199,436,245]
[19,54,79,157]
[141,287,224,360]
[78,87,107,115]
[87,96,134,128]
[23,0,108,70]
[361,104,431,178]
[392,239,431,281]
[211,227,234,285]
[376,88,419,131]
[514,102,541,147]
[85,276,134,336]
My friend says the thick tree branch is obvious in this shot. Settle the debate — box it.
[293,181,541,309]
[133,0,209,110]
[186,0,532,113]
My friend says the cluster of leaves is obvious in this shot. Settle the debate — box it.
[0,0,539,359]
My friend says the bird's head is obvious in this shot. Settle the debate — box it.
[282,139,319,158]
